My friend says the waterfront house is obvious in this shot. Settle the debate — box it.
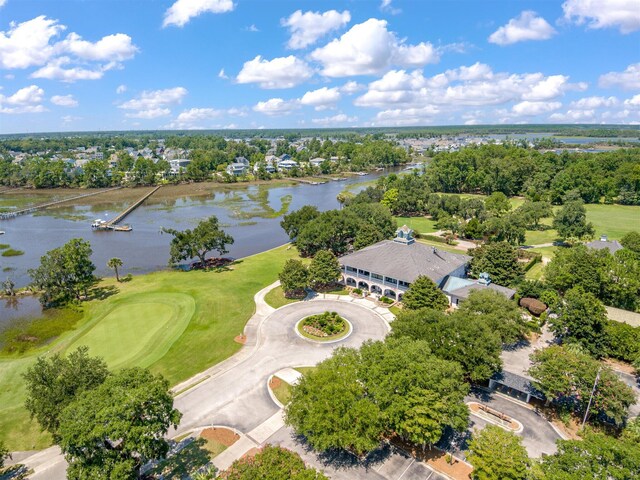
[310,157,326,167]
[277,159,298,171]
[226,162,248,176]
[168,158,191,176]
[253,158,276,174]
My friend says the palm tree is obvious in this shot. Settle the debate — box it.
[107,257,123,282]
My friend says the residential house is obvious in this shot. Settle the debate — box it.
[168,159,191,176]
[586,234,624,254]
[254,155,277,174]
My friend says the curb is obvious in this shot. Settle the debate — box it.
[266,374,285,409]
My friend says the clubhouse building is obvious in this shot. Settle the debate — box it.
[339,226,515,305]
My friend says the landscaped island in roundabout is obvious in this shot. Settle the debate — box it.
[296,311,352,342]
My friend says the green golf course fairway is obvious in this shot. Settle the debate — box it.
[0,244,299,451]
[65,294,195,369]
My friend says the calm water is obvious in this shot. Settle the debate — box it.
[0,172,393,297]
[488,133,639,144]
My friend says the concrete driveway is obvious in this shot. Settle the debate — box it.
[173,299,390,436]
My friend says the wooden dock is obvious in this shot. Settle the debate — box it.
[0,187,123,220]
[92,185,161,231]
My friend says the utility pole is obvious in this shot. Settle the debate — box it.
[582,366,601,429]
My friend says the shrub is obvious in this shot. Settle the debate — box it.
[605,321,640,363]
[519,297,547,316]
[380,296,394,304]
[523,255,542,272]
[301,312,346,336]
[353,288,363,295]
[420,234,450,244]
[1,248,24,257]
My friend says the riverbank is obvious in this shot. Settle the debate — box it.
[0,244,299,451]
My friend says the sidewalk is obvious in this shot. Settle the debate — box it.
[172,281,278,395]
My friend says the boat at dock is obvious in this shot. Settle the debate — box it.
[92,219,132,231]
[89,185,160,232]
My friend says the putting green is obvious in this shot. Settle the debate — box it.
[66,293,195,369]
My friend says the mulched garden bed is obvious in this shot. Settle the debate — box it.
[301,311,346,337]
[200,427,239,448]
[190,257,233,270]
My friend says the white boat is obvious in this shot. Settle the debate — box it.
[0,231,4,235]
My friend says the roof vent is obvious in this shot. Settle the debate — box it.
[478,272,491,285]
[600,234,608,242]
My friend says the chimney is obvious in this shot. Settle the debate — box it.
[600,234,608,242]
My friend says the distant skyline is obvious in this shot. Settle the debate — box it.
[0,0,639,133]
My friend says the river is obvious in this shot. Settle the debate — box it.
[0,170,400,323]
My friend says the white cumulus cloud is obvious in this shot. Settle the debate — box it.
[56,32,137,62]
[0,84,46,114]
[563,0,640,34]
[570,96,619,108]
[489,11,556,45]
[0,15,138,82]
[599,63,640,90]
[51,94,78,107]
[236,55,313,89]
[300,87,341,110]
[310,18,439,77]
[116,84,127,94]
[31,57,106,82]
[119,87,187,118]
[549,109,597,122]
[282,9,350,49]
[340,81,365,94]
[624,94,640,107]
[253,98,299,115]
[312,113,358,125]
[167,107,223,128]
[0,16,64,69]
[163,0,234,28]
[512,100,562,116]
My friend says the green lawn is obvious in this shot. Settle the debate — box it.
[271,377,293,405]
[264,285,301,309]
[294,366,317,376]
[416,238,466,255]
[525,261,546,281]
[524,228,560,246]
[0,245,299,451]
[394,216,437,234]
[318,285,350,295]
[65,293,195,369]
[585,204,640,240]
[530,246,560,259]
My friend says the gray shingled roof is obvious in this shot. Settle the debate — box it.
[491,371,545,400]
[586,240,623,254]
[339,240,470,284]
[447,282,516,300]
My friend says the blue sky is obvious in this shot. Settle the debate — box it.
[0,0,638,133]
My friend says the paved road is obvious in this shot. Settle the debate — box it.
[269,426,447,480]
[173,299,390,436]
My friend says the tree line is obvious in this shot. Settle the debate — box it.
[426,144,640,205]
[0,136,409,188]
